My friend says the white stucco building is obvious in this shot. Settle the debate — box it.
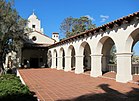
[21,13,59,68]
[20,11,139,83]
[47,11,139,83]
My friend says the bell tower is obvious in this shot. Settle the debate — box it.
[27,12,43,33]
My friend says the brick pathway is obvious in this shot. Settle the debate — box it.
[19,68,139,101]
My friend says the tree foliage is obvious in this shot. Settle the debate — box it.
[60,16,96,38]
[0,0,28,70]
[109,45,116,64]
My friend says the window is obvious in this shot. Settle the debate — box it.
[32,36,37,41]
[32,25,35,28]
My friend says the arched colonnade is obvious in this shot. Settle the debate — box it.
[48,13,139,83]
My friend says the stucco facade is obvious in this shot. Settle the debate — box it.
[21,13,56,68]
[48,12,139,83]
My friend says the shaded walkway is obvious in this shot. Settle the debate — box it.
[19,68,139,101]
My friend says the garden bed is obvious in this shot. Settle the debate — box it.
[0,74,37,101]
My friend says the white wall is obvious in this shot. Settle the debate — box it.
[29,31,55,44]
[49,18,139,83]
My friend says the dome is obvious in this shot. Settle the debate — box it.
[28,12,37,20]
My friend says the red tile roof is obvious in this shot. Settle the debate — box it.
[48,11,139,49]
[24,43,51,48]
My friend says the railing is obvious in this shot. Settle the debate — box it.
[132,64,139,75]
[107,64,139,75]
[107,64,117,72]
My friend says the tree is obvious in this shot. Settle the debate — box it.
[0,0,28,72]
[60,16,96,38]
[109,45,116,64]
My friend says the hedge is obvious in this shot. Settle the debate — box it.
[0,74,37,101]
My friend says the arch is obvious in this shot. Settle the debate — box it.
[67,45,76,56]
[125,28,139,52]
[53,49,58,68]
[59,47,64,57]
[96,36,117,78]
[79,41,92,55]
[125,28,139,76]
[96,36,116,54]
[79,41,91,73]
[53,49,57,57]
[59,47,65,69]
[67,45,76,70]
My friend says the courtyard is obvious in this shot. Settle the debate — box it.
[19,68,139,101]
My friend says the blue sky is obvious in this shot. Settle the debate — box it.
[14,0,139,54]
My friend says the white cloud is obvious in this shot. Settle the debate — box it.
[84,15,95,22]
[100,15,109,22]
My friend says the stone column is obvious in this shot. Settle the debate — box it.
[75,55,84,74]
[116,53,132,83]
[64,56,72,72]
[57,57,63,70]
[51,57,56,68]
[90,54,102,77]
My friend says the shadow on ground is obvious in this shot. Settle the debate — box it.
[0,91,38,101]
[57,84,139,101]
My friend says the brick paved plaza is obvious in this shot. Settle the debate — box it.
[19,68,139,101]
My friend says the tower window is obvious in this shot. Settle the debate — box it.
[32,36,37,41]
[32,25,35,28]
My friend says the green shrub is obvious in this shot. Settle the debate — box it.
[0,74,37,101]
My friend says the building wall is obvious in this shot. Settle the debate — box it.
[48,17,139,83]
[21,13,55,68]
[29,31,55,44]
[22,48,48,68]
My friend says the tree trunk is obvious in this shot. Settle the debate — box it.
[0,52,4,74]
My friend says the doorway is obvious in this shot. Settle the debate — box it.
[30,58,39,68]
